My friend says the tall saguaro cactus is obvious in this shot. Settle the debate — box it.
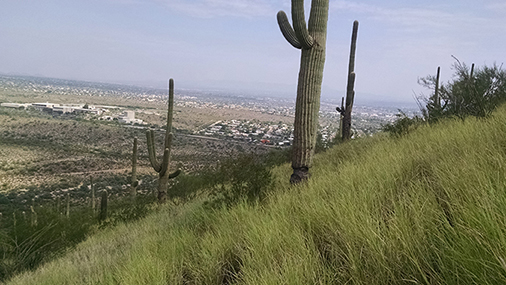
[341,20,359,141]
[146,78,181,203]
[277,0,329,184]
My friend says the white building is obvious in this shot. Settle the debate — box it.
[52,106,73,114]
[1,103,29,109]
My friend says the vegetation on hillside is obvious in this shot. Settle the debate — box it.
[383,60,506,136]
[6,100,506,284]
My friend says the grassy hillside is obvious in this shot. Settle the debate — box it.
[7,104,506,284]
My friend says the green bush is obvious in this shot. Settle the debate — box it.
[419,60,506,121]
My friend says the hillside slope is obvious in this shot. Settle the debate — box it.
[8,105,506,284]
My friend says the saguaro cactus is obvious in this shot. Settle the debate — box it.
[130,137,138,198]
[146,78,181,203]
[277,0,329,184]
[341,20,359,141]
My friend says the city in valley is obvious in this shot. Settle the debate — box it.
[0,74,410,146]
[0,74,415,199]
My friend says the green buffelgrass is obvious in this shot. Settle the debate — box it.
[8,104,506,284]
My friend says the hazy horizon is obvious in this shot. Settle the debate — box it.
[1,71,421,110]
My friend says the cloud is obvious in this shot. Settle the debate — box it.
[330,0,491,33]
[486,1,506,11]
[153,0,280,18]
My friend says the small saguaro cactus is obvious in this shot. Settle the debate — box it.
[99,190,108,221]
[130,137,138,198]
[336,96,344,140]
[434,66,441,109]
[90,176,96,212]
[341,20,359,141]
[146,78,181,203]
[56,196,61,214]
[66,192,70,218]
[277,0,330,184]
[30,199,38,226]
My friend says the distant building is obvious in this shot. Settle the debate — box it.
[118,111,143,124]
[32,103,58,110]
[0,103,29,109]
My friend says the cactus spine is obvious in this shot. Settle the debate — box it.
[130,137,138,198]
[99,190,108,221]
[146,78,181,203]
[277,0,329,184]
[342,20,359,141]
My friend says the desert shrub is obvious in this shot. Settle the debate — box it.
[168,172,211,204]
[382,111,426,137]
[208,153,272,207]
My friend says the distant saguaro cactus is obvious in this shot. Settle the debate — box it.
[277,0,329,184]
[341,20,359,141]
[130,137,138,198]
[146,78,181,203]
[99,190,108,221]
[426,66,442,118]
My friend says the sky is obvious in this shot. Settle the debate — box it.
[1,0,505,106]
